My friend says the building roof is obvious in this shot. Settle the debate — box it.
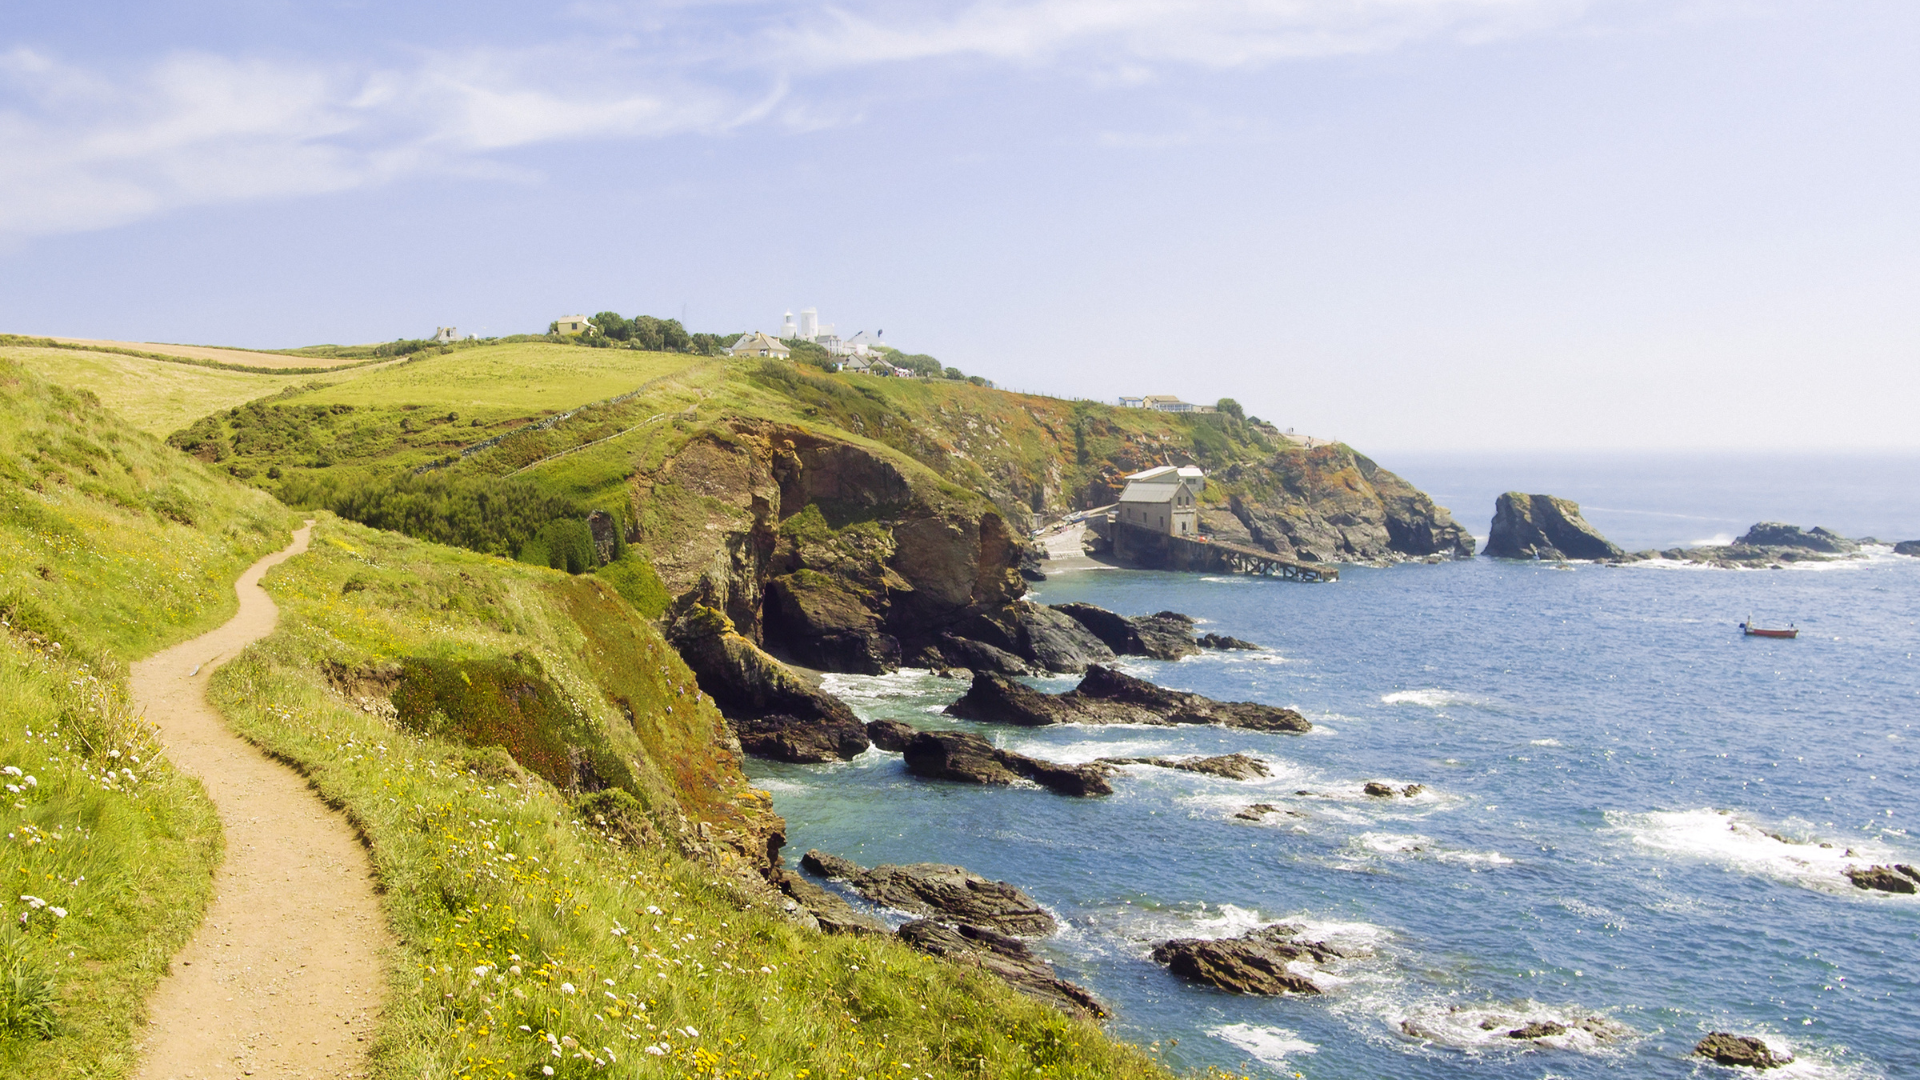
[729,331,790,356]
[1119,480,1184,504]
[1125,465,1181,483]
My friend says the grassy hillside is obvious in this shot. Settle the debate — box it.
[209,516,1172,1080]
[2,345,308,437]
[0,357,295,1074]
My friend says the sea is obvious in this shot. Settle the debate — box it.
[747,452,1920,1080]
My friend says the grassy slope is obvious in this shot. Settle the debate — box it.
[2,346,308,437]
[0,358,295,1074]
[212,512,1173,1080]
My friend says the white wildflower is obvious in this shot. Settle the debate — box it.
[1,766,19,776]
[560,982,577,994]
[682,1025,698,1038]
[644,1045,666,1056]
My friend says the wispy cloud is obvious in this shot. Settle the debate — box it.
[0,0,1596,237]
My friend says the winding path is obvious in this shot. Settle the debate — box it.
[129,523,391,1079]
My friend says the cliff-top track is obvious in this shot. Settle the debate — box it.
[128,522,390,1079]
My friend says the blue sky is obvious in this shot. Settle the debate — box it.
[2,1,1916,451]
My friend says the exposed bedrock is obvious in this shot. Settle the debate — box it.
[668,605,870,763]
[956,601,1114,674]
[1050,603,1205,661]
[799,850,1058,936]
[1204,449,1476,563]
[1846,864,1919,894]
[946,666,1310,733]
[863,718,917,753]
[1198,632,1261,650]
[1485,492,1625,561]
[896,920,1104,1018]
[1096,753,1271,780]
[1150,923,1343,996]
[898,729,1114,797]
[1895,540,1920,556]
[936,632,1032,675]
[766,867,889,937]
[1736,522,1858,554]
[1695,1033,1792,1070]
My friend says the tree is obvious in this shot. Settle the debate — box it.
[1216,398,1245,421]
[590,312,630,340]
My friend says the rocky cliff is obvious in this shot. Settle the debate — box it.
[1485,492,1624,561]
[1207,447,1475,562]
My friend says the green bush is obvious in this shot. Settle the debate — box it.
[518,518,595,573]
[594,551,671,618]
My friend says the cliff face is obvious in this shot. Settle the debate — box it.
[631,419,1026,673]
[1211,447,1476,562]
[1485,492,1623,560]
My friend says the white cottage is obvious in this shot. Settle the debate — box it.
[1116,476,1199,537]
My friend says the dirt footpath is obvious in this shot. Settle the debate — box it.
[129,523,391,1080]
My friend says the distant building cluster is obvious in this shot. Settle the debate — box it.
[728,307,919,375]
[1118,395,1213,414]
[431,326,475,343]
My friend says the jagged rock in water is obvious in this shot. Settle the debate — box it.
[864,719,917,753]
[959,601,1115,674]
[669,605,869,763]
[1235,803,1278,821]
[1506,1021,1567,1040]
[895,920,1104,1018]
[1846,865,1919,894]
[1213,448,1476,562]
[1046,602,1211,660]
[1149,923,1341,996]
[1695,1033,1791,1069]
[945,667,1309,733]
[766,867,888,936]
[1363,782,1396,797]
[1198,633,1261,650]
[1894,540,1920,556]
[1017,542,1048,582]
[1401,784,1424,797]
[936,633,1031,675]
[1737,522,1858,554]
[1485,493,1624,561]
[1098,753,1271,781]
[799,850,1057,935]
[900,730,1114,796]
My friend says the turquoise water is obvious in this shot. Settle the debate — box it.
[749,460,1919,1079]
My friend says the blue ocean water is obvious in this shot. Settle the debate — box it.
[749,456,1920,1079]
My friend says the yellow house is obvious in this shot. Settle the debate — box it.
[553,315,590,336]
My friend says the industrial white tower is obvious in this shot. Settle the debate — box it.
[780,311,797,339]
[798,308,818,341]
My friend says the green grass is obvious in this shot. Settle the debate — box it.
[274,344,704,419]
[1,346,310,438]
[0,357,295,1075]
[205,512,1175,1080]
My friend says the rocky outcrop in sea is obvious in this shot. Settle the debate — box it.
[799,850,1057,935]
[1637,521,1877,568]
[1149,922,1344,996]
[895,729,1115,796]
[945,665,1311,733]
[896,920,1104,1018]
[669,605,870,763]
[1695,1032,1791,1069]
[1485,492,1624,561]
[1846,864,1919,894]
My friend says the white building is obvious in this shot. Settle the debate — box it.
[728,332,791,359]
[781,312,798,339]
[431,326,468,344]
[1116,474,1201,537]
[553,315,590,336]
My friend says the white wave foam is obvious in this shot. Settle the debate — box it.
[1610,808,1907,894]
[1210,1024,1317,1065]
[1391,1000,1633,1054]
[1342,831,1512,867]
[751,777,812,795]
[1691,532,1737,547]
[1530,738,1562,747]
[1381,689,1477,708]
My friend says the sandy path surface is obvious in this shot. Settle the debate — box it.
[45,337,370,370]
[129,523,390,1080]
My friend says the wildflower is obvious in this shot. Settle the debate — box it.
[561,1035,578,1049]
[21,895,45,909]
[561,982,577,994]
[644,1045,666,1056]
[473,965,491,977]
[542,1068,554,1076]
[49,907,65,918]
[23,777,33,788]
[1,767,18,777]
[682,1025,698,1038]
[645,905,663,915]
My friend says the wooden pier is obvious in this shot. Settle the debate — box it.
[1109,520,1338,582]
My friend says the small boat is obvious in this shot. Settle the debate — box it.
[1739,614,1798,639]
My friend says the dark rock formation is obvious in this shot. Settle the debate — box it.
[1506,1021,1567,1040]
[1485,493,1624,561]
[669,606,870,762]
[1208,448,1475,563]
[1401,784,1424,797]
[1016,543,1048,582]
[896,920,1103,1018]
[936,633,1031,675]
[899,730,1114,796]
[1052,603,1207,661]
[766,867,889,936]
[1098,753,1271,781]
[864,719,917,753]
[1737,522,1857,554]
[799,850,1057,935]
[1363,782,1395,797]
[1198,633,1261,650]
[958,602,1115,674]
[1695,1033,1791,1069]
[1894,540,1920,556]
[1235,803,1278,820]
[764,570,900,674]
[1150,923,1342,996]
[945,667,1310,734]
[1846,864,1920,894]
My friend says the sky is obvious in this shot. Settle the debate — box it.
[2,1,1916,452]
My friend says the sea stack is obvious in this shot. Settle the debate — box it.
[1485,492,1624,561]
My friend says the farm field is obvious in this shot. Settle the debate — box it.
[2,346,307,435]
